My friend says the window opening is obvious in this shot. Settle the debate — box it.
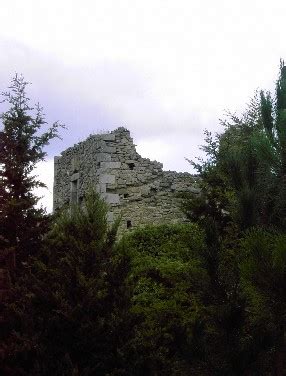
[127,163,135,170]
[127,220,132,228]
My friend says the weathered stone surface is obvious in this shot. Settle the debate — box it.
[102,133,116,141]
[71,157,79,172]
[99,174,115,184]
[100,145,116,153]
[101,193,120,204]
[70,172,80,181]
[95,183,107,193]
[53,127,198,233]
[100,162,121,169]
[107,211,114,222]
[96,153,111,162]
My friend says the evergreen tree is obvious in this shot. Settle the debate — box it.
[0,74,63,271]
[184,60,286,373]
[240,228,286,374]
[3,191,132,375]
[186,60,286,232]
[211,60,286,230]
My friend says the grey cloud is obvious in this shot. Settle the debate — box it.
[0,37,214,170]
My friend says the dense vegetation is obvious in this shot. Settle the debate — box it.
[2,63,286,375]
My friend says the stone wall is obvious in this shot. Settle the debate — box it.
[53,127,198,233]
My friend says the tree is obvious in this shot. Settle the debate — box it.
[3,191,133,375]
[184,60,286,374]
[211,60,286,230]
[240,228,286,374]
[0,74,63,271]
[186,60,286,232]
[120,223,208,375]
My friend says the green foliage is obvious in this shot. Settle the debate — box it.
[240,228,286,326]
[5,191,132,375]
[187,60,286,232]
[220,61,286,229]
[120,224,244,374]
[0,74,63,268]
[183,61,286,373]
[120,223,209,375]
[240,228,286,373]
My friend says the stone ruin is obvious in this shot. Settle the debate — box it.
[53,127,199,233]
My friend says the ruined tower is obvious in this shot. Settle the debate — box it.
[53,128,198,233]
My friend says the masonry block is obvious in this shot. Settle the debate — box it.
[101,133,116,141]
[95,184,106,193]
[100,145,116,153]
[99,174,115,184]
[107,211,114,222]
[97,153,111,162]
[101,193,120,204]
[70,172,80,181]
[100,162,121,169]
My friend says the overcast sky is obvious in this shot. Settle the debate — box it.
[1,0,286,211]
